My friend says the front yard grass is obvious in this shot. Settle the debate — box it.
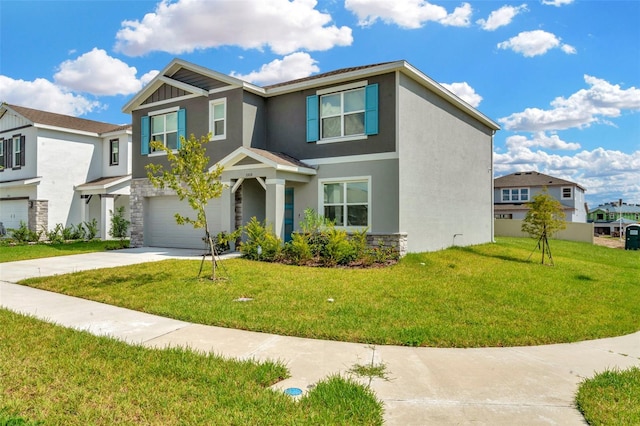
[0,309,383,425]
[19,237,640,348]
[0,240,127,263]
[576,367,640,425]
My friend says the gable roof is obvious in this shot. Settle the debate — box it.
[122,58,500,131]
[589,203,640,214]
[495,171,585,191]
[2,104,131,135]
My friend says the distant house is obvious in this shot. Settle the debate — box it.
[494,171,587,222]
[122,59,500,253]
[0,104,132,240]
[588,202,640,236]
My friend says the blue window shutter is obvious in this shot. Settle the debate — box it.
[177,108,186,148]
[306,95,319,142]
[141,116,150,155]
[365,84,379,136]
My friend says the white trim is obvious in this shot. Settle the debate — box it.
[316,134,368,145]
[209,98,227,141]
[316,80,367,96]
[501,187,530,202]
[266,178,286,185]
[255,176,267,191]
[561,186,573,199]
[318,176,371,231]
[131,94,200,112]
[0,177,42,188]
[232,178,244,193]
[148,106,179,116]
[158,75,208,97]
[301,151,398,166]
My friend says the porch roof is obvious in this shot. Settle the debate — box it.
[74,175,131,193]
[217,147,317,176]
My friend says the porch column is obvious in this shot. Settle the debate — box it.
[100,194,115,240]
[265,179,285,240]
[220,182,232,233]
[80,195,90,225]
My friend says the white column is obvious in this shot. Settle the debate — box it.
[100,195,115,240]
[265,179,286,240]
[220,182,232,232]
[80,195,89,224]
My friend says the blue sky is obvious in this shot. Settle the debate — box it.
[1,0,639,206]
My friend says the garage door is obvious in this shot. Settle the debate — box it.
[145,196,222,249]
[0,199,28,233]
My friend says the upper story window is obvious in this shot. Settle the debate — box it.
[321,178,370,228]
[562,186,573,199]
[140,108,185,155]
[110,139,119,166]
[209,98,226,140]
[501,188,529,202]
[0,140,4,171]
[306,82,378,143]
[1,134,25,170]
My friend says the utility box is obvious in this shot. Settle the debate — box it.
[625,224,640,250]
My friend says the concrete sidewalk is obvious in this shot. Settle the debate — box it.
[1,249,639,425]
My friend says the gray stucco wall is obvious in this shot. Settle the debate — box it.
[264,72,397,160]
[397,73,495,252]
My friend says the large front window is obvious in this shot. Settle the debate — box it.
[323,179,369,227]
[501,188,529,202]
[151,112,178,150]
[321,88,365,139]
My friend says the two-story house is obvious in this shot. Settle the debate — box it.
[494,171,587,222]
[122,59,500,254]
[588,202,640,235]
[0,104,132,240]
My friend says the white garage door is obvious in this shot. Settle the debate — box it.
[145,196,222,249]
[0,199,29,233]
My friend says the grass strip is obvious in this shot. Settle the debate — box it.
[0,309,383,425]
[0,240,127,263]
[576,367,640,425]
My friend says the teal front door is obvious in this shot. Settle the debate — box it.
[284,188,294,242]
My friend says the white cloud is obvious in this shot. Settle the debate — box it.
[345,0,472,29]
[542,0,574,7]
[0,75,101,116]
[505,132,581,150]
[54,48,152,96]
[230,52,320,86]
[497,30,574,57]
[477,4,527,31]
[115,0,352,56]
[494,146,640,203]
[561,43,577,54]
[500,75,640,132]
[441,81,482,107]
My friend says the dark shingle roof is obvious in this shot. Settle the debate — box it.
[263,61,399,89]
[5,104,131,135]
[494,171,584,190]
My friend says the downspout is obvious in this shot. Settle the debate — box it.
[491,129,496,243]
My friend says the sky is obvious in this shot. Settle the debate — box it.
[1,0,639,207]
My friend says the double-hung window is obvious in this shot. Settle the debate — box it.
[110,139,119,166]
[0,140,4,171]
[2,134,25,169]
[322,178,370,228]
[561,187,573,199]
[13,136,21,167]
[306,82,378,143]
[209,98,226,140]
[140,108,186,155]
[501,188,529,202]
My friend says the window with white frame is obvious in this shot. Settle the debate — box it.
[13,136,21,167]
[209,98,226,140]
[501,188,529,202]
[0,140,4,171]
[321,88,365,139]
[151,111,178,150]
[110,139,119,166]
[322,179,370,228]
[561,186,573,199]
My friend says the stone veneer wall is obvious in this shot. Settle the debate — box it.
[365,232,408,257]
[130,178,178,248]
[28,200,48,235]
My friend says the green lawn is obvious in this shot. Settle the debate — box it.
[576,367,640,425]
[19,237,640,348]
[0,309,383,425]
[0,240,128,263]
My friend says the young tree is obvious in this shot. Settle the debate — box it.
[521,187,567,265]
[146,133,225,280]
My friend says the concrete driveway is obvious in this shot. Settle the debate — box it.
[1,248,638,425]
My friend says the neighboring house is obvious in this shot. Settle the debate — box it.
[123,59,500,254]
[588,202,640,236]
[494,171,587,222]
[0,104,132,240]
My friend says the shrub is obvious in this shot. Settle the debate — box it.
[109,206,130,240]
[8,221,41,243]
[240,217,282,261]
[323,228,357,266]
[46,224,65,244]
[284,232,313,264]
[84,218,98,240]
